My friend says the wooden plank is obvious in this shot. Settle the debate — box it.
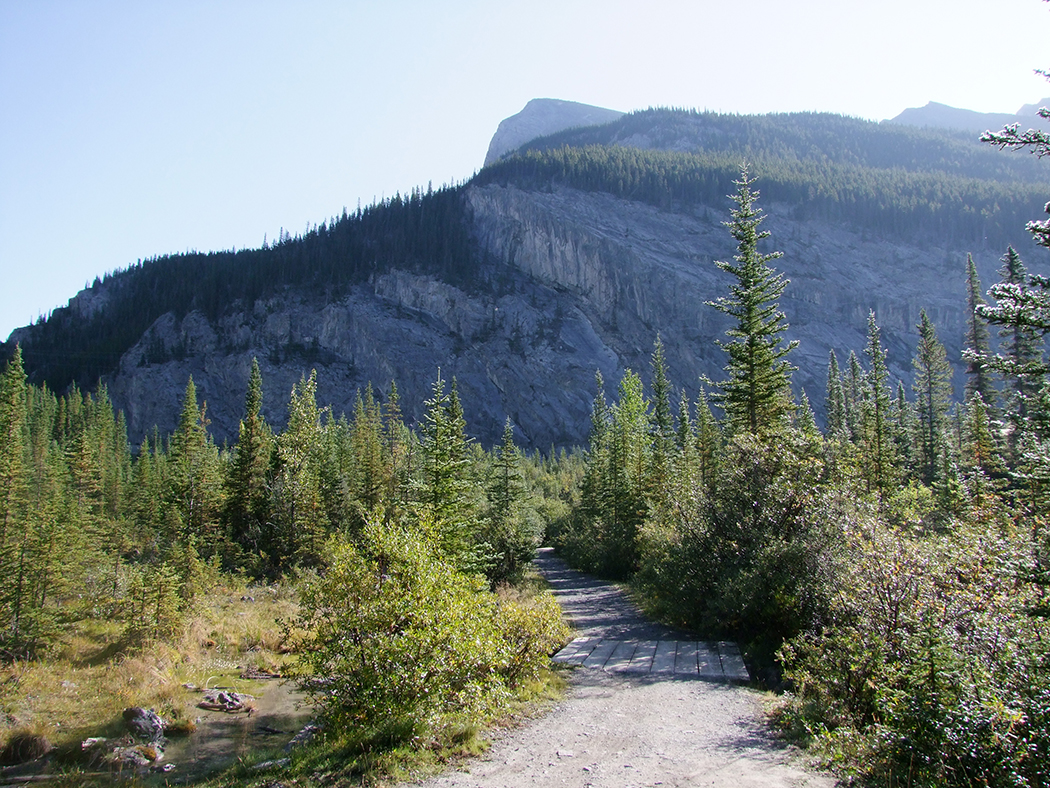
[674,641,699,676]
[717,641,750,682]
[696,642,722,679]
[621,640,657,673]
[651,640,678,674]
[604,640,639,672]
[552,637,601,665]
[581,638,619,669]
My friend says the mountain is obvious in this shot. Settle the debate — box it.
[887,98,1050,133]
[484,99,624,166]
[5,106,1048,449]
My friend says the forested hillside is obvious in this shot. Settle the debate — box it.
[2,108,1046,448]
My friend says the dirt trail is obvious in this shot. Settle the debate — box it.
[409,548,832,788]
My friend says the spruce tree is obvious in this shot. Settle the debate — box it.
[912,310,954,486]
[275,370,326,569]
[863,312,895,495]
[0,347,28,554]
[225,358,273,565]
[708,167,797,435]
[648,335,675,494]
[416,372,477,563]
[0,347,29,648]
[963,254,996,409]
[825,350,847,437]
[167,377,223,555]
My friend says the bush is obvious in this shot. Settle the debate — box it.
[778,505,1050,787]
[635,430,839,661]
[287,516,567,738]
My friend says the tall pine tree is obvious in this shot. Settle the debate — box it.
[708,167,797,435]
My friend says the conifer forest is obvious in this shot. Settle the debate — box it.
[3,104,1050,788]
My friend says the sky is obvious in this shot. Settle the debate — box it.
[2,0,1049,341]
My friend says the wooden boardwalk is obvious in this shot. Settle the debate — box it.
[553,637,750,682]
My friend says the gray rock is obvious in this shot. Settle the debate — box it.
[122,707,165,743]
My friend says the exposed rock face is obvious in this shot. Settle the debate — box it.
[104,178,1003,450]
[484,99,624,166]
[887,97,1050,133]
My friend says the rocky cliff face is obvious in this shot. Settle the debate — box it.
[101,177,1001,450]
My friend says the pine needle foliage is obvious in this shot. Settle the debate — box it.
[708,167,797,436]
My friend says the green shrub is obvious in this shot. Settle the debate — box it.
[287,516,566,737]
[778,507,1050,786]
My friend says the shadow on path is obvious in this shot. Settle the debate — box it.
[533,546,687,641]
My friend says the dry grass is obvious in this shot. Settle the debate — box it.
[0,581,298,759]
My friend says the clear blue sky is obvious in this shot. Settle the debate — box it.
[2,0,1048,341]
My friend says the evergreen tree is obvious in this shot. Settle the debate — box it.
[862,312,895,494]
[579,371,610,530]
[0,347,28,556]
[845,350,865,442]
[273,371,326,569]
[963,254,996,409]
[483,418,532,584]
[912,310,954,485]
[0,347,30,649]
[708,167,797,435]
[985,247,1045,427]
[416,372,477,564]
[603,370,649,577]
[167,377,224,555]
[648,335,675,495]
[225,358,273,566]
[382,380,413,521]
[694,386,722,488]
[825,350,847,437]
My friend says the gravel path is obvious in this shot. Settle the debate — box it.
[408,548,833,788]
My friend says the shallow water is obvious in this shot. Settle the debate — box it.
[146,678,313,785]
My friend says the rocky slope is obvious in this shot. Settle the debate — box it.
[94,178,1007,450]
[9,105,1046,449]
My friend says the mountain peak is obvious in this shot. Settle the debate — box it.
[886,98,1050,133]
[484,98,623,166]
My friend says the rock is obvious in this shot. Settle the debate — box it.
[109,743,162,767]
[123,707,165,743]
[198,690,254,713]
[253,757,291,770]
[285,721,322,752]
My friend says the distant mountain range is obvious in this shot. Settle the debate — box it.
[5,100,1048,449]
[886,97,1050,133]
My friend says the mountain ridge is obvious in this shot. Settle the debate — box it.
[5,106,1048,449]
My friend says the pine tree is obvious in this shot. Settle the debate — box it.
[694,386,722,488]
[225,358,273,565]
[845,350,864,443]
[708,166,797,435]
[167,377,224,556]
[648,335,675,495]
[912,310,954,485]
[274,370,326,569]
[0,347,28,555]
[579,371,610,534]
[416,372,477,563]
[0,347,30,649]
[825,350,847,437]
[986,247,1045,427]
[604,370,649,577]
[963,254,996,409]
[863,312,895,494]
